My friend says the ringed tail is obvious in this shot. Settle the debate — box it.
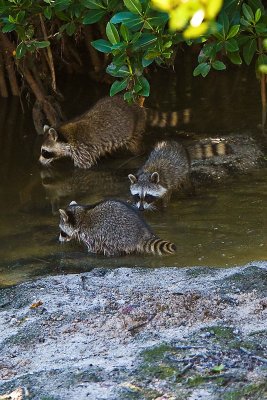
[188,140,233,160]
[142,238,176,255]
[146,109,190,128]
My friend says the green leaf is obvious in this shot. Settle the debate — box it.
[240,17,250,27]
[142,57,154,67]
[193,62,211,77]
[242,4,254,22]
[257,54,267,68]
[65,21,76,36]
[55,10,70,21]
[145,12,168,27]
[111,11,143,31]
[212,60,226,70]
[106,64,130,77]
[123,0,142,15]
[8,15,16,23]
[243,38,256,65]
[44,7,52,19]
[202,42,217,59]
[15,42,27,59]
[111,11,134,23]
[106,22,120,45]
[132,33,157,50]
[255,8,261,22]
[2,22,16,33]
[136,76,150,96]
[227,51,242,65]
[82,0,106,9]
[112,52,127,65]
[17,11,26,23]
[82,9,106,24]
[255,23,267,34]
[54,0,72,11]
[124,14,143,31]
[120,24,131,42]
[35,41,50,48]
[133,82,142,93]
[91,39,112,53]
[219,11,229,38]
[124,91,134,103]
[227,24,239,39]
[110,78,128,96]
[225,38,239,52]
[106,0,120,11]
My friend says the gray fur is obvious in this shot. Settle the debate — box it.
[129,140,190,209]
[59,200,176,256]
[39,96,146,168]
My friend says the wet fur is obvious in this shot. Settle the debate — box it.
[59,199,176,256]
[40,96,146,169]
[129,141,190,210]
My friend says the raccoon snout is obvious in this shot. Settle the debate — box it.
[138,203,145,211]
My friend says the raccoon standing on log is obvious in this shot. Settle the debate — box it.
[128,139,231,210]
[59,199,176,256]
[39,95,184,169]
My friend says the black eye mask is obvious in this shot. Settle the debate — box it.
[60,230,69,238]
[144,194,157,203]
[42,149,55,159]
[133,194,140,202]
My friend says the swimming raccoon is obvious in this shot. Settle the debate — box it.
[59,199,176,256]
[39,95,146,168]
[128,139,231,210]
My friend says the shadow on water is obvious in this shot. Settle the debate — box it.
[0,62,267,287]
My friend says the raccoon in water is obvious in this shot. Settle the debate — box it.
[58,199,176,256]
[39,96,146,168]
[39,95,184,169]
[128,139,231,210]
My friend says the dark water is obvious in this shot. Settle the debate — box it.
[0,63,266,287]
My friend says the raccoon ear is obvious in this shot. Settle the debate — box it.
[128,174,137,184]
[48,128,58,141]
[59,209,69,223]
[69,201,77,206]
[150,172,159,184]
[43,125,50,133]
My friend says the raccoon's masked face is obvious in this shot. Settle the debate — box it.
[58,201,79,243]
[128,172,167,211]
[39,126,70,166]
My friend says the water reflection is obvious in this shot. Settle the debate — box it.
[40,164,125,214]
[0,65,266,287]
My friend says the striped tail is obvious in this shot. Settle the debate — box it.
[187,139,233,161]
[142,238,176,255]
[146,109,190,128]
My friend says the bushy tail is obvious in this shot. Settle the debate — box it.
[187,139,232,160]
[146,109,190,128]
[142,238,176,255]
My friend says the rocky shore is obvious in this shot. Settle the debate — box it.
[0,263,267,400]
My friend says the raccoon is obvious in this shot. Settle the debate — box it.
[59,199,176,256]
[39,95,186,169]
[39,95,147,169]
[128,139,231,210]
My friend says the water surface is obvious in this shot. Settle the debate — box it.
[0,65,266,286]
